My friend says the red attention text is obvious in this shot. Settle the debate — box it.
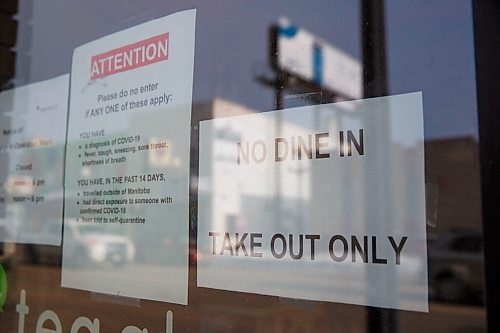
[90,33,169,80]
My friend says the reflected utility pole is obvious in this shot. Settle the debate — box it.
[257,25,334,229]
[362,0,388,97]
[361,1,395,333]
[270,26,285,229]
[256,25,288,229]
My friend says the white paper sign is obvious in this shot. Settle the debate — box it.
[62,9,196,305]
[0,75,69,245]
[198,93,428,312]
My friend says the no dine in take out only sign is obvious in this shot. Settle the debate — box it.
[197,92,428,312]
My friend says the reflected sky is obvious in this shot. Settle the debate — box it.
[12,0,477,140]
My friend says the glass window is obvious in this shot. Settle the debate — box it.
[0,1,496,332]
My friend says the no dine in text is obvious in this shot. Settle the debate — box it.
[237,129,364,165]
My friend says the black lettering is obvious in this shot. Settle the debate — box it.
[339,131,345,157]
[289,234,303,260]
[315,133,330,159]
[329,235,348,262]
[371,236,387,264]
[347,129,364,156]
[220,233,234,256]
[298,135,313,160]
[250,233,262,257]
[235,233,248,256]
[275,138,288,162]
[351,236,368,263]
[209,232,219,255]
[252,140,267,163]
[388,236,408,265]
[271,234,286,258]
[237,142,249,165]
[305,234,320,260]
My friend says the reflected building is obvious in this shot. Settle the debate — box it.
[425,137,482,232]
[195,98,312,237]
